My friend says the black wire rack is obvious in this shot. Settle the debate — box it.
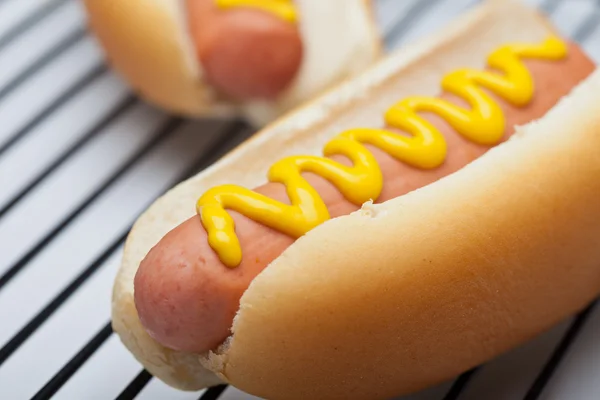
[0,0,598,399]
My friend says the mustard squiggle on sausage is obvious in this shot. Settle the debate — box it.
[196,36,568,268]
[215,0,297,23]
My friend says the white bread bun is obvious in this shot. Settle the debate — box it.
[215,66,600,399]
[111,0,599,396]
[81,0,382,126]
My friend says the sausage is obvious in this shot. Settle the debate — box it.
[133,41,595,354]
[186,0,303,100]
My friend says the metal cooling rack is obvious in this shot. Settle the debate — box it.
[0,0,598,399]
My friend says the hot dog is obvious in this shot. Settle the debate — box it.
[112,0,600,398]
[81,0,382,125]
[134,39,594,355]
[186,0,303,100]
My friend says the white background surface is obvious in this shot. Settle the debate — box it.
[0,0,598,399]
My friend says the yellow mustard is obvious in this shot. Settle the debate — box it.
[215,0,297,23]
[196,36,568,268]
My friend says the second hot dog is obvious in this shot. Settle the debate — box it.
[186,0,303,100]
[81,0,382,124]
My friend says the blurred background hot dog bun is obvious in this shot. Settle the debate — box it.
[81,0,382,126]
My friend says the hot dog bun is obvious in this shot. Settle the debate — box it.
[81,0,382,126]
[214,69,600,400]
[112,0,600,397]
